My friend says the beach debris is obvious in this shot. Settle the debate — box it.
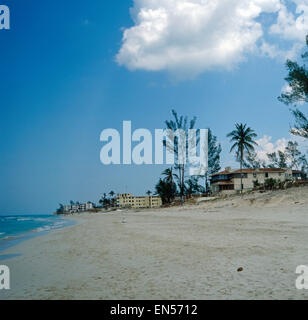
[237,267,243,272]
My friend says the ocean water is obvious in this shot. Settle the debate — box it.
[0,215,74,259]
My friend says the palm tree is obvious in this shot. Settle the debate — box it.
[227,123,258,193]
[162,167,178,187]
[109,191,115,207]
[146,190,152,196]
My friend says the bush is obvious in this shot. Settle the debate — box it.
[264,178,277,190]
[253,179,260,188]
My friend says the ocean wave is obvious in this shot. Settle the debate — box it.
[35,220,69,233]
[0,234,17,241]
[36,226,51,232]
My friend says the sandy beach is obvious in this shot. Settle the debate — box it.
[1,187,308,300]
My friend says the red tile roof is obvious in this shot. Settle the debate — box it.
[212,168,288,176]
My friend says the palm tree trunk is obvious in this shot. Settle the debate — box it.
[182,164,185,203]
[240,148,243,194]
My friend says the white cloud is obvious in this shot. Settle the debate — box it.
[256,134,308,162]
[256,135,288,161]
[269,1,308,42]
[116,0,308,78]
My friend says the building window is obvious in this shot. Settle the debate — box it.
[219,184,234,191]
[253,173,256,178]
[265,173,269,178]
[234,173,247,178]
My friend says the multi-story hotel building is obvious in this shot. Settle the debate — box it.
[116,193,162,209]
[63,202,94,213]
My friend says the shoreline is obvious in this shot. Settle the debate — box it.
[0,215,78,261]
[1,187,308,300]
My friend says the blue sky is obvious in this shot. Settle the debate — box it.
[0,0,307,214]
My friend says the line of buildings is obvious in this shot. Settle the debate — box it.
[210,167,302,195]
[59,167,303,213]
[116,193,162,209]
[61,194,162,213]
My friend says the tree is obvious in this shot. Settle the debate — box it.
[155,178,177,205]
[99,193,110,209]
[278,35,308,139]
[184,177,203,197]
[266,141,308,171]
[243,151,265,169]
[227,123,258,193]
[164,110,198,201]
[267,150,288,168]
[56,204,64,214]
[290,110,308,138]
[205,129,221,192]
[146,190,152,196]
[285,141,301,169]
[109,191,116,207]
[161,167,178,186]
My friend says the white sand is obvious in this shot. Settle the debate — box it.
[1,187,308,300]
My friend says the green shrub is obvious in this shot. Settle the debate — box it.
[253,179,260,188]
[264,178,277,190]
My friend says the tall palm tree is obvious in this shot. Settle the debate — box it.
[227,123,258,193]
[146,190,152,196]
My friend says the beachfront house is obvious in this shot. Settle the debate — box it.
[116,193,162,209]
[63,202,94,214]
[211,167,302,195]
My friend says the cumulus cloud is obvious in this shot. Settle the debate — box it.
[116,0,308,77]
[256,134,308,162]
[256,135,288,161]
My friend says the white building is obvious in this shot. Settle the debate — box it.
[63,202,94,213]
[211,167,302,195]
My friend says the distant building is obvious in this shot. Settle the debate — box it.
[116,193,162,209]
[211,167,302,195]
[63,202,94,213]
